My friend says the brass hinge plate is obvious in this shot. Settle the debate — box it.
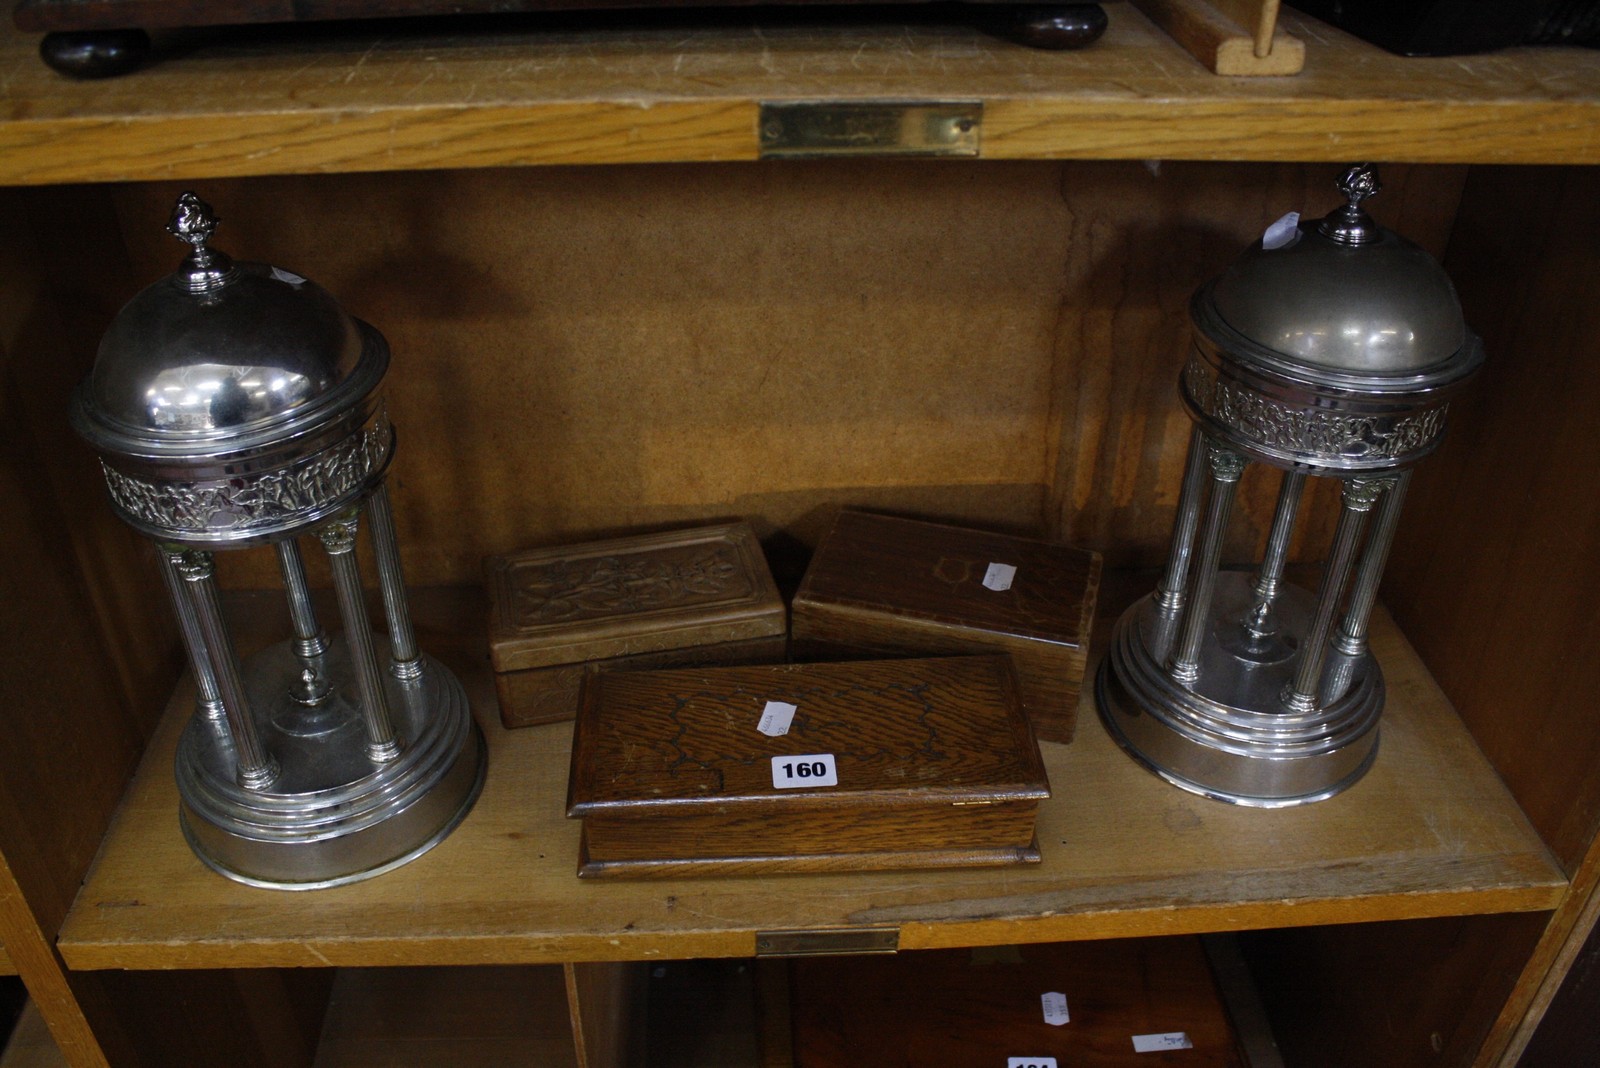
[758,102,982,159]
[754,927,901,956]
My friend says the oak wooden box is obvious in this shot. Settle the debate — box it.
[565,655,1050,878]
[791,510,1102,744]
[486,521,786,728]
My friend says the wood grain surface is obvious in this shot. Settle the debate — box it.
[497,633,788,728]
[1129,0,1304,76]
[1518,904,1600,1068]
[568,656,1048,809]
[795,512,1098,645]
[791,509,1100,742]
[564,960,641,1068]
[486,521,784,673]
[0,193,163,1068]
[567,656,1047,874]
[0,1001,69,1068]
[487,520,787,727]
[315,965,578,1067]
[1382,166,1600,1068]
[2,9,1599,184]
[575,835,1043,879]
[52,586,1563,971]
[790,937,1241,1067]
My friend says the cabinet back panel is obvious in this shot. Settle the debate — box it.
[1247,165,1600,1068]
[3,187,178,741]
[1388,166,1600,874]
[1243,912,1550,1068]
[88,162,1462,588]
[0,189,164,930]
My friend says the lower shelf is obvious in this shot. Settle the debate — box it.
[314,965,578,1067]
[640,933,1268,1067]
[313,935,1260,1067]
[786,937,1244,1067]
[0,944,1259,1067]
[0,1000,67,1068]
[57,587,1564,971]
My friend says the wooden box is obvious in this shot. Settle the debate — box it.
[791,510,1102,744]
[486,521,786,728]
[789,937,1243,1067]
[565,655,1050,878]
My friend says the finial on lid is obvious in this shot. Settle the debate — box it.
[167,192,237,293]
[1318,163,1384,247]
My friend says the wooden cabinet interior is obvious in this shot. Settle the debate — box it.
[2,10,1599,1067]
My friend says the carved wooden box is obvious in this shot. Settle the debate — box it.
[565,655,1050,878]
[790,510,1101,744]
[486,522,786,728]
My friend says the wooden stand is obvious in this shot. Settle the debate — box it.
[1129,0,1305,74]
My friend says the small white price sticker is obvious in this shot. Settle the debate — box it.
[1261,211,1301,251]
[771,753,838,789]
[1040,991,1069,1026]
[1007,1059,1058,1068]
[757,700,797,737]
[1132,1032,1193,1053]
[982,561,1018,591]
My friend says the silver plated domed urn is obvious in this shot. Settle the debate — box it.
[72,193,486,887]
[1096,165,1484,806]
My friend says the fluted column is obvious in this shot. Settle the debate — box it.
[364,484,422,679]
[1282,478,1386,713]
[158,546,226,723]
[1333,472,1410,658]
[172,550,278,789]
[1240,469,1307,639]
[317,514,404,763]
[1169,442,1248,684]
[1155,425,1212,614]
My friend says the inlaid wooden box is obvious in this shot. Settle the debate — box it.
[791,510,1102,744]
[565,655,1050,878]
[486,522,787,728]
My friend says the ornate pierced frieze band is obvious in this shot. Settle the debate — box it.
[102,416,392,537]
[1182,352,1447,466]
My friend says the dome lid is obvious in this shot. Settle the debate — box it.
[73,193,387,460]
[1206,165,1476,385]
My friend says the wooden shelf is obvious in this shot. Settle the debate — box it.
[2,7,1599,185]
[0,946,13,977]
[57,585,1564,972]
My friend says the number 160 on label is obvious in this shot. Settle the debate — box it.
[770,753,838,788]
